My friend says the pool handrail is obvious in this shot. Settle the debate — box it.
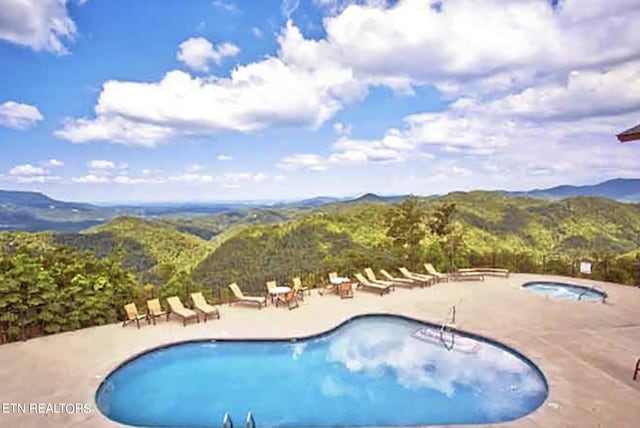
[439,305,457,351]
[222,412,233,428]
[577,284,607,302]
[246,411,255,428]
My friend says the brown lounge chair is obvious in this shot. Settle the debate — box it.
[292,277,311,299]
[166,296,200,326]
[398,267,435,287]
[146,298,169,325]
[354,273,394,296]
[276,288,300,310]
[122,303,148,329]
[369,268,414,288]
[228,283,267,308]
[190,292,220,322]
[379,269,416,288]
[425,263,449,282]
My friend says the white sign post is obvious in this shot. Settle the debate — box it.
[580,262,592,275]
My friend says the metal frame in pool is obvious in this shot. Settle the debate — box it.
[522,281,608,302]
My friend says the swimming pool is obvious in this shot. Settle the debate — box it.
[96,315,548,427]
[523,281,607,302]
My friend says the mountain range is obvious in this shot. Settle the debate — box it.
[0,178,639,232]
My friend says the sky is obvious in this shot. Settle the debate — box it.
[0,0,639,203]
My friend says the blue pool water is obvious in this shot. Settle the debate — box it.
[523,281,607,302]
[96,315,547,427]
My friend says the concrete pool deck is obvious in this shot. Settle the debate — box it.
[0,273,639,428]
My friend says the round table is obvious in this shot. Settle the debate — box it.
[268,286,291,305]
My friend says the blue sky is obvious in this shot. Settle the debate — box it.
[0,0,639,203]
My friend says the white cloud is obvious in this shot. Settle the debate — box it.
[45,159,64,167]
[251,27,263,39]
[56,59,360,145]
[186,164,204,172]
[275,174,286,182]
[212,0,238,13]
[113,175,165,185]
[177,37,240,72]
[282,0,300,18]
[0,101,44,130]
[278,154,327,171]
[333,121,352,136]
[217,154,233,161]
[461,61,640,122]
[222,172,268,183]
[9,164,46,176]
[6,162,62,184]
[168,173,215,184]
[72,174,110,184]
[281,0,640,95]
[56,115,175,147]
[88,160,116,170]
[53,0,640,150]
[0,0,77,53]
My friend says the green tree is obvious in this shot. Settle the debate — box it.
[427,203,466,270]
[385,196,426,270]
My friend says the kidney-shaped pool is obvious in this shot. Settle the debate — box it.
[96,314,547,427]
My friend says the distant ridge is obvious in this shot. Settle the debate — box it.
[505,178,640,202]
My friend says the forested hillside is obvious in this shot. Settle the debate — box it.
[2,192,640,344]
[192,194,640,294]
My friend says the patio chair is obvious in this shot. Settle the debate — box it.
[276,288,300,310]
[266,280,277,303]
[398,267,435,287]
[122,303,148,329]
[292,277,311,299]
[379,269,416,288]
[228,283,267,308]
[354,273,394,296]
[364,268,415,288]
[166,296,199,326]
[425,263,449,282]
[190,292,221,322]
[338,281,354,299]
[146,298,169,325]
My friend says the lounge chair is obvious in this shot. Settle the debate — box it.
[380,269,420,288]
[424,263,449,282]
[228,283,267,308]
[292,277,311,299]
[398,267,435,287]
[364,268,396,287]
[354,273,394,296]
[368,267,413,288]
[122,303,148,329]
[166,296,199,326]
[190,292,220,322]
[451,270,485,281]
[457,267,508,278]
[146,298,168,325]
[276,288,300,310]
